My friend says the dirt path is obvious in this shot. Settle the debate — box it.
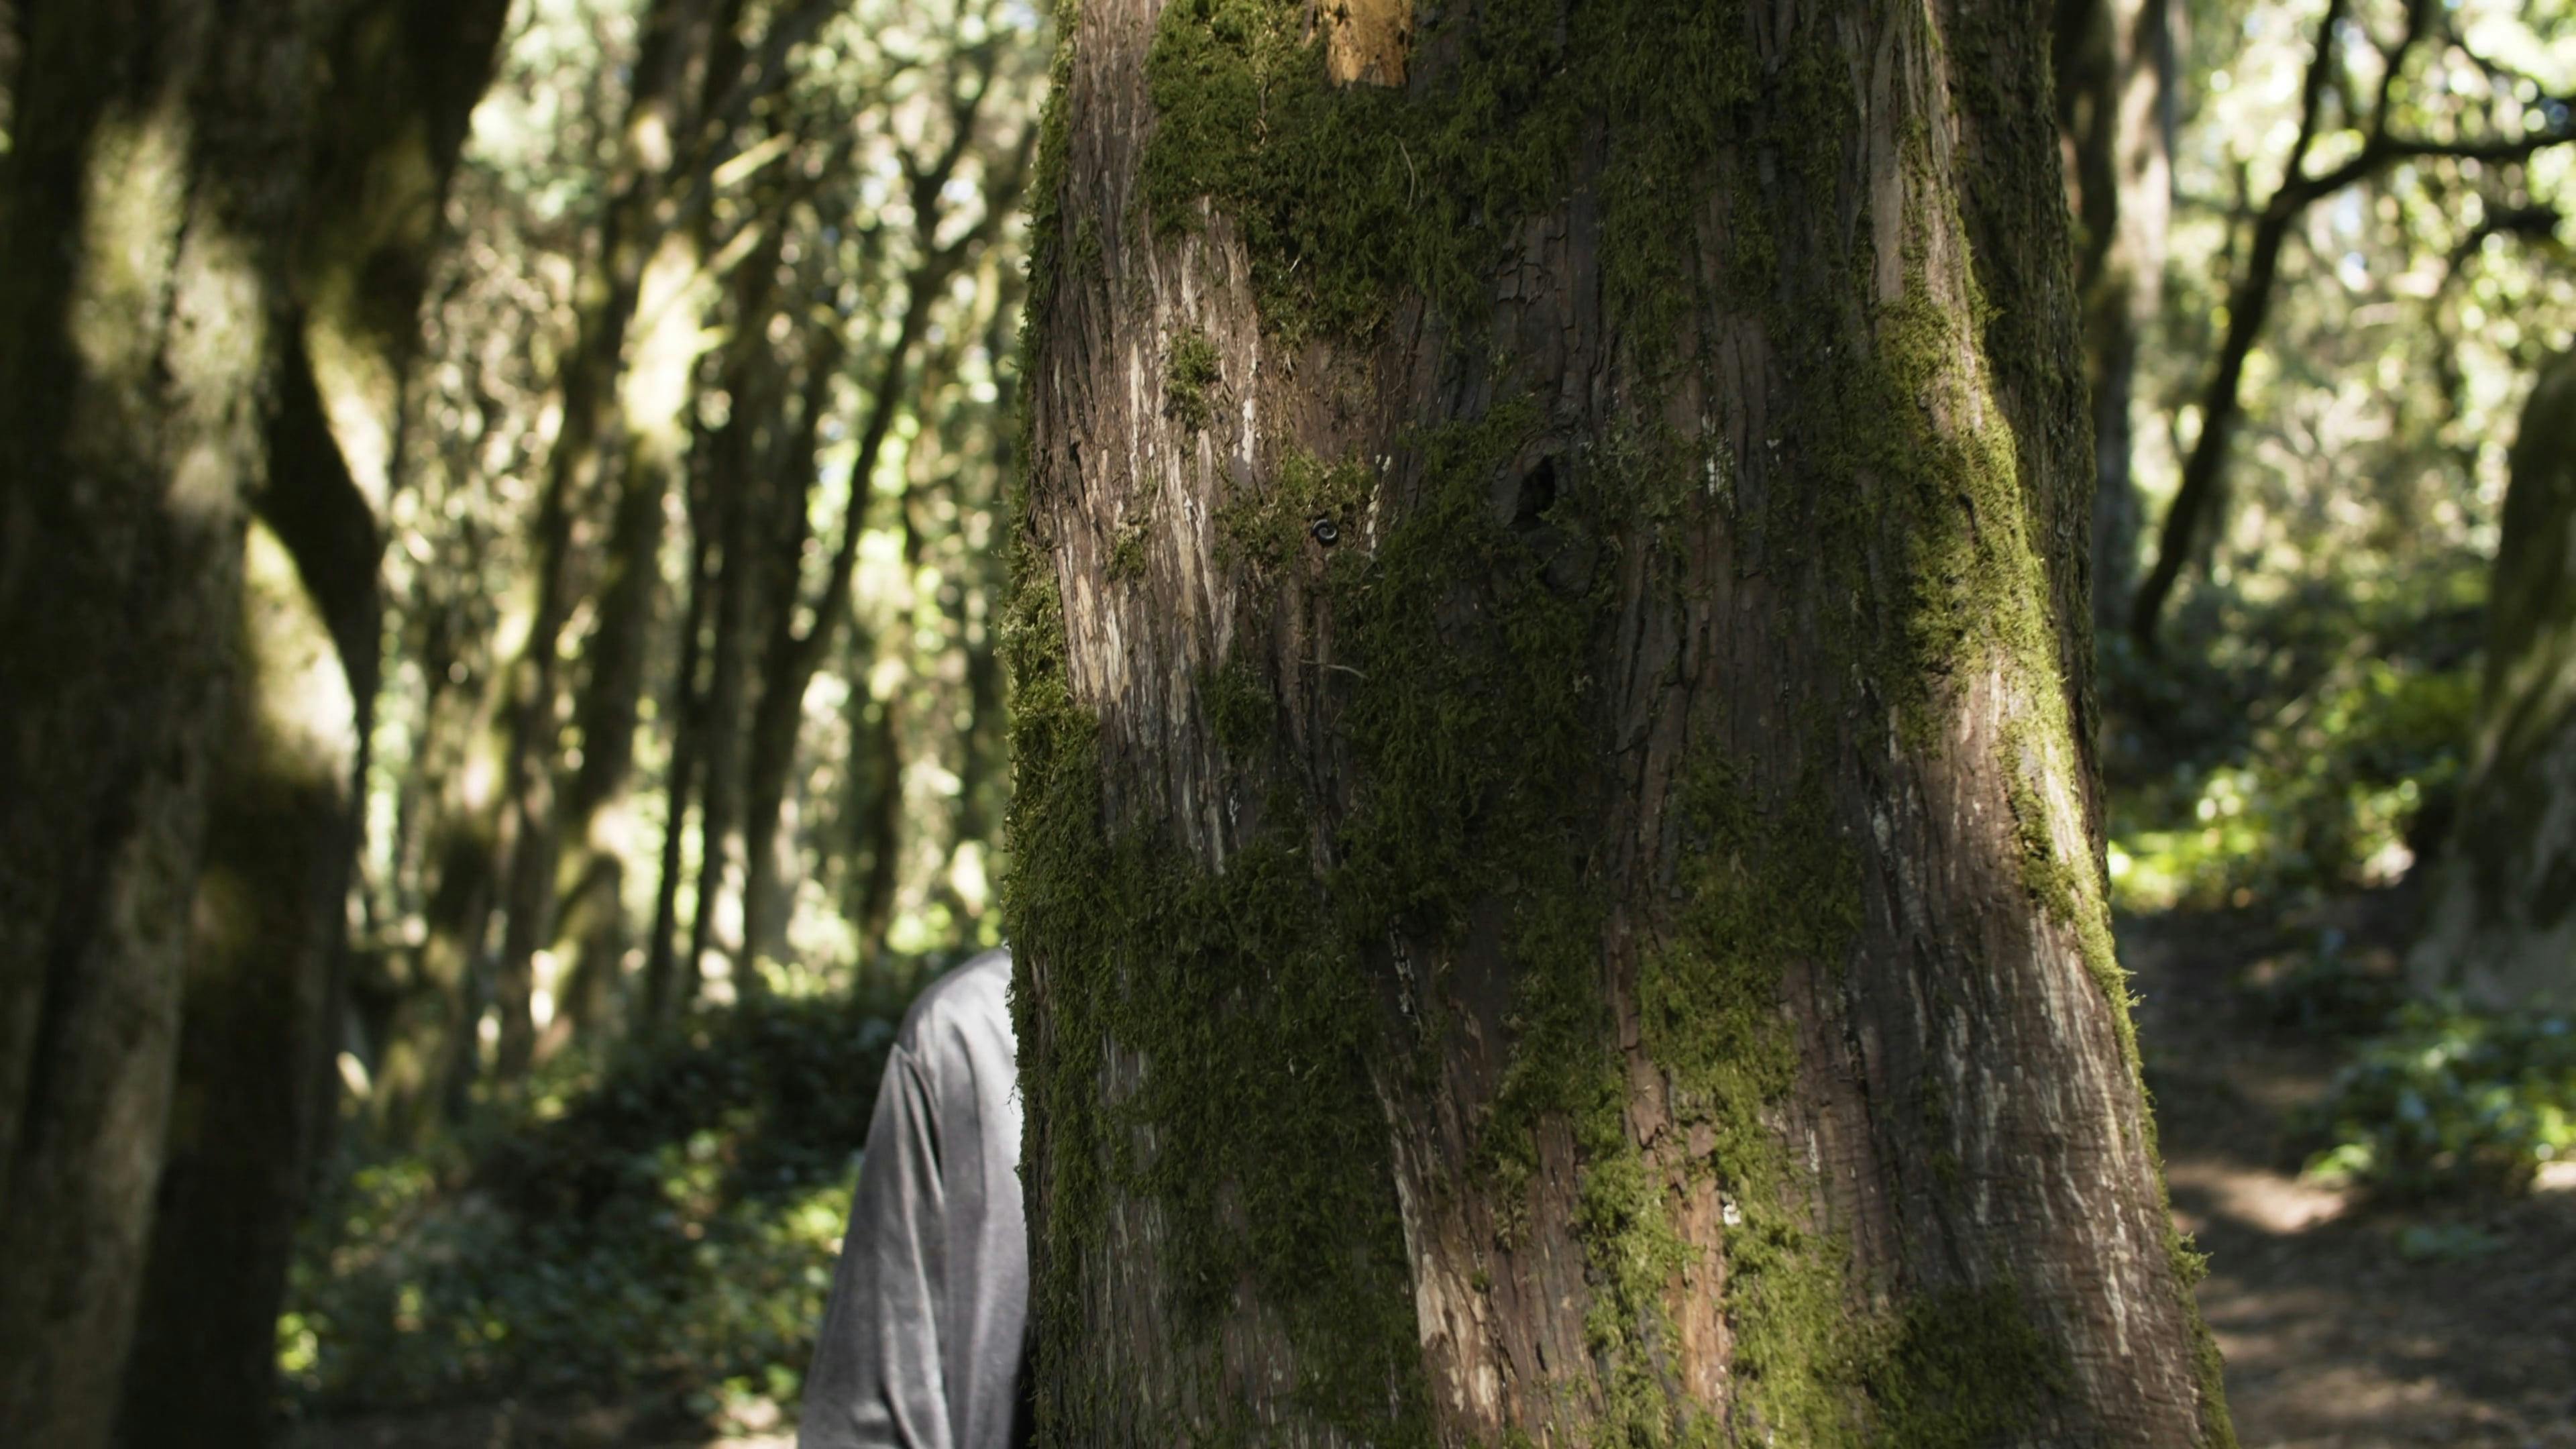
[2129,895,2576,1449]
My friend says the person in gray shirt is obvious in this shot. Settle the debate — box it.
[799,949,1030,1449]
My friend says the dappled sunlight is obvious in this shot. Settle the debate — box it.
[2167,1157,2350,1238]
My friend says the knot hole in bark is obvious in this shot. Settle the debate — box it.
[1511,455,1558,539]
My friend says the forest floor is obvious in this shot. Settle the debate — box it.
[288,890,2575,1449]
[2131,888,2576,1449]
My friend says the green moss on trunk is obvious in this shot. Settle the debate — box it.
[1012,0,2230,1438]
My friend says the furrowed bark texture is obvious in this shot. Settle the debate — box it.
[2411,354,2576,1012]
[0,1,333,1442]
[1006,0,2231,1445]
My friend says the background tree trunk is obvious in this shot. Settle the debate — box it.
[642,436,721,1020]
[1008,0,2231,1443]
[489,0,728,1079]
[541,231,712,1051]
[0,1,337,1442]
[737,264,945,975]
[2410,354,2576,1011]
[2056,0,2172,637]
[113,3,511,1437]
[688,303,814,999]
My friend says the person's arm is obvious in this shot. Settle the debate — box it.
[799,1039,957,1449]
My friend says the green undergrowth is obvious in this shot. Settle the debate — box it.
[2302,998,2576,1199]
[2107,651,2477,914]
[279,990,916,1429]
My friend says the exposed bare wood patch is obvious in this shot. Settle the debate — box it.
[1322,0,1411,87]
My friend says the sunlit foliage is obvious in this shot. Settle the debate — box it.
[280,992,905,1422]
[2302,1001,2576,1197]
[2108,0,2573,908]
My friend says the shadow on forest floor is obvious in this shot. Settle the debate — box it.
[2129,892,2576,1449]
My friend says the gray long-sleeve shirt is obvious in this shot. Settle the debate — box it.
[800,949,1028,1449]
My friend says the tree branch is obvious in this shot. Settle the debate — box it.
[2127,0,2575,648]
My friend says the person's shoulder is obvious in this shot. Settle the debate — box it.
[893,947,1014,1055]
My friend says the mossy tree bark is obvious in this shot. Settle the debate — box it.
[2410,355,2576,1012]
[0,1,339,1443]
[113,4,511,1439]
[1006,0,2232,1444]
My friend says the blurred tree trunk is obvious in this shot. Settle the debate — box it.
[543,433,670,1047]
[489,0,729,1081]
[539,233,712,1055]
[688,284,812,1003]
[113,435,363,1449]
[644,439,721,1020]
[539,1,772,1051]
[1009,0,2231,1441]
[2055,0,2171,637]
[111,3,510,1438]
[931,270,1021,937]
[2410,355,2576,1012]
[381,788,501,1135]
[0,1,336,1442]
[695,209,820,991]
[850,688,908,964]
[737,278,939,975]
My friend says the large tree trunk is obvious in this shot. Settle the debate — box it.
[0,1,333,1443]
[2410,354,2576,1012]
[115,503,360,1449]
[1006,0,2231,1444]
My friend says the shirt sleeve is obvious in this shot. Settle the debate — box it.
[799,951,1027,1449]
[798,1039,956,1449]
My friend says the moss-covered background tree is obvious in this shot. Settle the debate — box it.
[2410,352,2576,1012]
[0,0,347,1444]
[1006,0,2232,1442]
[110,3,515,1442]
